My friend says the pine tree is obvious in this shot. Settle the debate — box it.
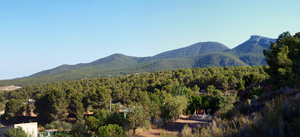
[263,31,300,85]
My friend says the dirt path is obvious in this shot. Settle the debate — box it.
[136,115,210,137]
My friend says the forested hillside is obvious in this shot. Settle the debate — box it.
[145,42,229,61]
[1,31,299,137]
[0,35,273,87]
[29,53,143,77]
[0,52,248,87]
[1,65,267,136]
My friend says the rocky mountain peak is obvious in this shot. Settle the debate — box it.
[249,35,275,45]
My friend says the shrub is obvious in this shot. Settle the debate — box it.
[206,85,222,96]
[54,132,71,137]
[4,127,27,137]
[45,120,72,131]
[70,122,90,137]
[248,86,264,99]
[97,124,124,137]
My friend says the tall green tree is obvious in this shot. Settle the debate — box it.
[35,90,68,122]
[4,99,25,121]
[127,106,150,135]
[47,90,69,121]
[93,87,111,109]
[165,96,188,121]
[67,88,84,121]
[85,116,100,132]
[70,122,91,137]
[160,95,188,123]
[149,93,162,123]
[263,31,300,85]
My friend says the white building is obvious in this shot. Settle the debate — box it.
[1,122,38,137]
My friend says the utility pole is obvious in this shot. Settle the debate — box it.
[109,98,111,112]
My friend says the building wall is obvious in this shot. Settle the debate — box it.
[14,122,38,137]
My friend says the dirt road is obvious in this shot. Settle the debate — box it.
[136,116,210,137]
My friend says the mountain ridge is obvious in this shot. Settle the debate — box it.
[146,41,229,61]
[0,35,275,86]
[225,35,276,66]
[30,41,229,77]
[30,53,143,77]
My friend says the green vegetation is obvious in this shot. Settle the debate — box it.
[69,122,90,137]
[4,127,27,137]
[45,120,72,132]
[2,31,298,136]
[160,31,300,137]
[187,94,236,116]
[0,53,248,87]
[0,65,266,136]
[0,36,273,87]
[97,124,124,137]
[149,41,229,61]
[226,35,276,66]
[127,106,150,135]
[4,99,25,121]
[264,32,300,87]
[34,89,68,123]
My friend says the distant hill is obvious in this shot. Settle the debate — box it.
[226,35,275,66]
[29,42,229,77]
[118,52,246,73]
[0,35,274,86]
[143,42,229,61]
[30,53,143,77]
[0,53,247,86]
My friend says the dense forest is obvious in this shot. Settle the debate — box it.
[1,31,300,137]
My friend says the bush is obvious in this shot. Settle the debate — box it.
[45,120,72,131]
[248,86,264,99]
[180,125,194,137]
[54,132,71,137]
[4,127,27,137]
[239,96,300,136]
[206,85,222,96]
[210,94,236,114]
[97,124,124,137]
[70,122,91,137]
[187,95,210,115]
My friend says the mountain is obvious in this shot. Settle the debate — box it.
[226,35,276,66]
[118,52,246,73]
[0,52,247,86]
[30,42,229,77]
[0,36,274,86]
[143,42,229,61]
[30,53,143,77]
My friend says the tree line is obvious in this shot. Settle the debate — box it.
[0,65,268,136]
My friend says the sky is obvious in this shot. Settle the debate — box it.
[0,0,299,80]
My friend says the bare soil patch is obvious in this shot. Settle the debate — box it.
[135,115,210,137]
[0,85,22,91]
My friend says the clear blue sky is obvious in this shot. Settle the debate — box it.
[0,0,299,80]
